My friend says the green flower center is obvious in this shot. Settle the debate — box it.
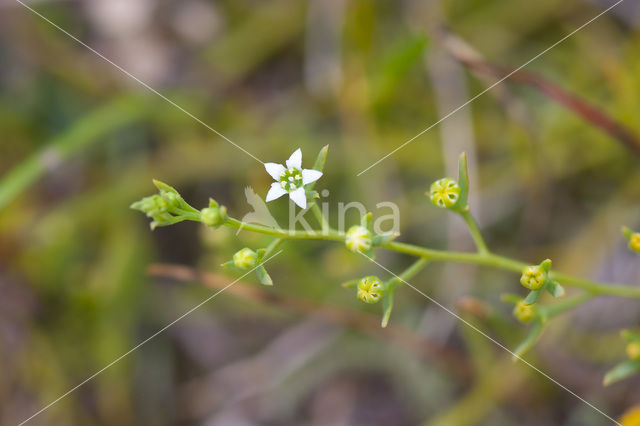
[357,276,384,304]
[279,168,303,192]
[430,178,461,208]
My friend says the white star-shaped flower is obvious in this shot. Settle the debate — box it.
[264,148,323,209]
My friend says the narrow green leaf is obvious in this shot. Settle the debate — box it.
[370,34,429,107]
[341,279,359,289]
[153,179,179,195]
[256,266,273,286]
[545,280,565,298]
[307,145,328,192]
[381,290,394,328]
[361,212,373,229]
[312,145,329,172]
[540,259,552,274]
[500,293,521,305]
[513,319,545,358]
[523,289,540,305]
[603,360,640,386]
[456,152,469,210]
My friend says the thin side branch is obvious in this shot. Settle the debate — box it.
[441,29,640,157]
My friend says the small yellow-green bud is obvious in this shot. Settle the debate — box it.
[163,192,181,208]
[513,300,535,323]
[131,194,170,218]
[357,276,385,304]
[233,248,258,269]
[201,206,226,228]
[429,178,461,209]
[627,342,640,360]
[520,265,546,290]
[630,233,640,254]
[345,225,373,253]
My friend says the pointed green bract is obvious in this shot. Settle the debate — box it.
[256,266,273,286]
[456,152,470,211]
[513,319,544,358]
[523,289,540,305]
[381,290,394,328]
[545,280,565,298]
[307,145,328,192]
[603,360,640,386]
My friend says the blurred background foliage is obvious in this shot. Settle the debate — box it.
[1,0,640,424]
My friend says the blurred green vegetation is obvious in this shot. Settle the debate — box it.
[1,0,639,425]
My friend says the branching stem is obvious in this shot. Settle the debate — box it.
[221,216,640,299]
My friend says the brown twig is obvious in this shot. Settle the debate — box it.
[147,263,471,380]
[441,30,640,158]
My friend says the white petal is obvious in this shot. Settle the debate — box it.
[285,148,302,169]
[302,169,322,185]
[264,163,285,181]
[265,182,287,202]
[289,187,306,209]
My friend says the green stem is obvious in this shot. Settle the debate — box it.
[459,210,489,254]
[388,258,430,289]
[264,238,284,257]
[310,202,331,232]
[225,217,344,241]
[543,293,594,318]
[219,216,640,299]
[399,257,430,282]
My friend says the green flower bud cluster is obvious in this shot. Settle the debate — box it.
[233,248,258,269]
[500,293,540,324]
[513,300,536,323]
[622,226,640,254]
[344,212,398,259]
[509,259,563,323]
[429,178,461,209]
[345,225,372,253]
[357,276,385,304]
[132,180,228,231]
[604,330,640,386]
[627,342,640,361]
[343,274,395,328]
[223,247,273,286]
[622,330,640,361]
[520,265,546,290]
[426,153,472,213]
[519,259,564,302]
[200,198,227,229]
[131,180,200,230]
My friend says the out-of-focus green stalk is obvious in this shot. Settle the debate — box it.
[0,95,150,211]
[459,210,489,254]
